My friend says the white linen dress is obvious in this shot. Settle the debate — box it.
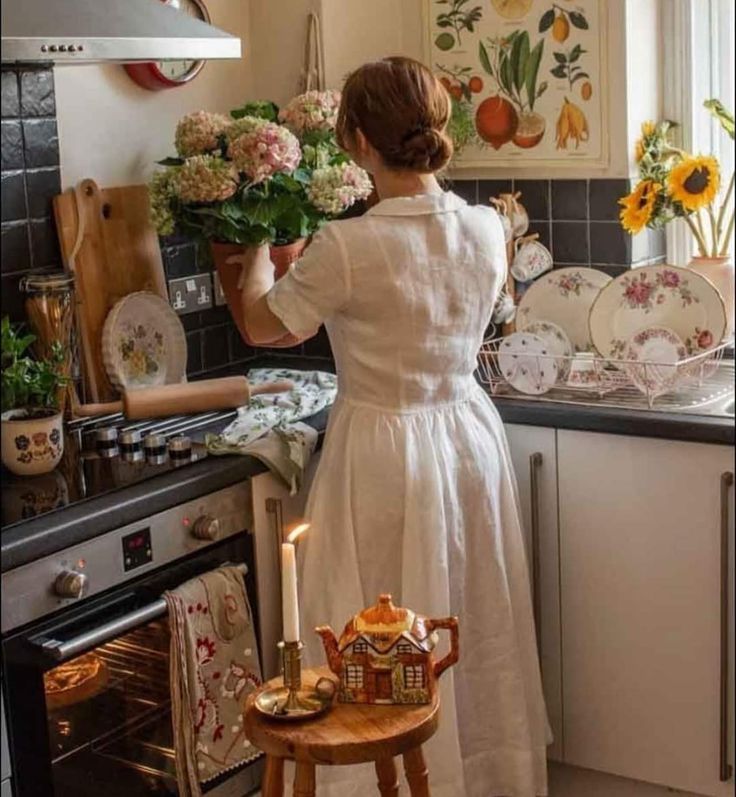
[266,191,551,797]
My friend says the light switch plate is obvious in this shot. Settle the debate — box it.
[168,274,213,315]
[212,271,227,306]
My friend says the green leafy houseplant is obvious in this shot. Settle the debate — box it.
[1,318,67,415]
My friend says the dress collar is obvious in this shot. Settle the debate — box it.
[365,191,467,217]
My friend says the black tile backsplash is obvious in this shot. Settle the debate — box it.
[450,176,665,270]
[1,65,62,323]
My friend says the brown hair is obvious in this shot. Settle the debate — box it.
[336,56,453,174]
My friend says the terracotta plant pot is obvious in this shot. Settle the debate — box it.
[1,408,64,476]
[211,239,308,347]
[688,256,734,340]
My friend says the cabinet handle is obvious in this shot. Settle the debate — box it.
[720,471,733,782]
[529,452,543,654]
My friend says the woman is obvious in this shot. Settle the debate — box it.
[238,56,551,797]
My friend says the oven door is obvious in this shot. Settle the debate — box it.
[2,535,263,797]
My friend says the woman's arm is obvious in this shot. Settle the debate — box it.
[230,246,317,346]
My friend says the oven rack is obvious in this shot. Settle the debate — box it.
[477,336,734,411]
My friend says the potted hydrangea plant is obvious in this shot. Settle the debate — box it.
[1,318,68,476]
[149,90,372,342]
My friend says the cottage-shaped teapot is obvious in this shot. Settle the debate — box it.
[315,594,459,705]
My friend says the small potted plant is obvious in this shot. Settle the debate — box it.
[1,317,68,476]
[149,91,373,343]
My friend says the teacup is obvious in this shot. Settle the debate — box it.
[498,192,529,237]
[510,238,553,282]
[491,287,516,324]
[566,352,598,388]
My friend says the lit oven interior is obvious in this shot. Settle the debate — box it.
[44,620,177,796]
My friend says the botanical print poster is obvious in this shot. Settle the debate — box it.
[425,0,607,167]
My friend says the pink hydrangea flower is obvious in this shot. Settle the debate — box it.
[308,162,373,216]
[175,155,238,203]
[279,90,342,135]
[175,111,230,157]
[228,122,301,184]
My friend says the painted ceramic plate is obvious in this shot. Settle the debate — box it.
[624,326,688,398]
[102,292,187,391]
[521,319,574,378]
[588,265,727,361]
[517,268,612,353]
[498,332,559,395]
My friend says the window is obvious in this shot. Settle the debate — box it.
[353,640,367,653]
[403,665,425,689]
[662,0,734,264]
[345,664,363,689]
[396,642,413,654]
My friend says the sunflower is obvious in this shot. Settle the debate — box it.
[619,179,662,234]
[667,154,720,211]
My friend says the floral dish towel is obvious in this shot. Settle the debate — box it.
[165,565,262,797]
[205,368,337,494]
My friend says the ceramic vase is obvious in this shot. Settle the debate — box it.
[688,256,734,340]
[1,409,64,476]
[211,238,308,346]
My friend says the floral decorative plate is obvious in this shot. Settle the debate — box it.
[520,319,574,378]
[102,292,187,391]
[624,326,688,399]
[588,265,727,361]
[516,268,612,353]
[498,332,559,396]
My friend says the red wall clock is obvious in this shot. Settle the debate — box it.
[124,0,210,91]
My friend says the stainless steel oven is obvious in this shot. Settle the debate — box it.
[1,481,263,797]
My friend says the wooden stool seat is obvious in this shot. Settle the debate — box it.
[244,667,439,796]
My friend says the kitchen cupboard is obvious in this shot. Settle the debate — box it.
[1,679,9,797]
[250,455,321,680]
[504,424,563,762]
[505,424,735,796]
[557,430,734,797]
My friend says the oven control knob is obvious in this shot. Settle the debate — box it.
[192,514,220,541]
[54,569,88,599]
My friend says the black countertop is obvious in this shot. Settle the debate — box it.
[2,355,732,573]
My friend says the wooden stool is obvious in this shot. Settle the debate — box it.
[244,667,440,796]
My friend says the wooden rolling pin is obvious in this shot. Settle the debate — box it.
[72,376,294,419]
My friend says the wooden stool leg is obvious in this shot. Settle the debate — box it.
[262,755,284,797]
[403,746,431,797]
[375,755,399,796]
[293,761,316,797]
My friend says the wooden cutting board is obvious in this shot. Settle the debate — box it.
[53,179,169,402]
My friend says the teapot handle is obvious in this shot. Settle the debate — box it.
[427,616,459,679]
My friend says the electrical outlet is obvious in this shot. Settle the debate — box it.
[168,274,213,315]
[212,271,227,306]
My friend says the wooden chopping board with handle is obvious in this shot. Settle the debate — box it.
[53,178,169,402]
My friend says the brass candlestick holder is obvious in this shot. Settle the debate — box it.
[254,639,335,721]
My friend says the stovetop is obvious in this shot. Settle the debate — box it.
[1,410,238,530]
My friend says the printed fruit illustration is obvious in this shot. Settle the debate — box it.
[491,0,532,20]
[580,81,592,100]
[552,13,570,42]
[513,111,546,148]
[435,32,455,51]
[449,83,464,100]
[556,97,589,149]
[468,76,484,93]
[475,95,519,149]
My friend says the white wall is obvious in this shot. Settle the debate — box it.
[55,0,252,189]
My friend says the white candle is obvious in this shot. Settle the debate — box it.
[281,542,300,643]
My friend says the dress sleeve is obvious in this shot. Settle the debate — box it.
[266,224,350,337]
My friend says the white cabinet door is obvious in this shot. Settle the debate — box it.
[558,430,734,797]
[504,424,563,762]
[251,455,321,679]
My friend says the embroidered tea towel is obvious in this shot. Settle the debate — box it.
[165,565,262,797]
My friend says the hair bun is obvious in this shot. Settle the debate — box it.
[394,127,452,173]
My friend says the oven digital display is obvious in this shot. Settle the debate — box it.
[122,528,153,571]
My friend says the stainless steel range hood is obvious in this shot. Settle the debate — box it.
[1,0,241,65]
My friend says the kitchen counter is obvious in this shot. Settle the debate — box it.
[3,356,732,572]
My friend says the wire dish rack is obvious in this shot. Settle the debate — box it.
[477,336,734,411]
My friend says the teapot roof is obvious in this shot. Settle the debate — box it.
[337,595,436,653]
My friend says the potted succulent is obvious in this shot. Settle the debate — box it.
[149,91,373,343]
[1,318,68,476]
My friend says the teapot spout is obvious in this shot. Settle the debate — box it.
[315,625,342,675]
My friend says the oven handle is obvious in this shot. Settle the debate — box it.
[32,563,248,661]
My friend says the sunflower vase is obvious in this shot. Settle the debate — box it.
[688,256,734,340]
